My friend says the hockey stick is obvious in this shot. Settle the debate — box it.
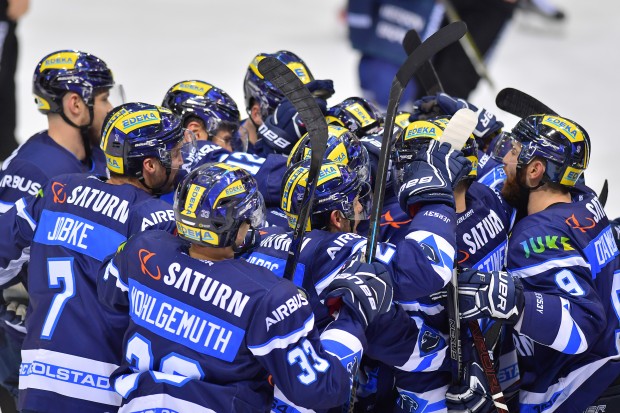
[402,30,444,96]
[258,57,328,281]
[469,320,510,413]
[495,87,558,118]
[439,108,478,385]
[599,179,609,208]
[365,21,467,262]
[437,0,496,90]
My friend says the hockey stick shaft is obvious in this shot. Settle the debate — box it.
[469,321,510,413]
[402,30,444,96]
[365,21,467,263]
[437,0,496,90]
[258,57,328,281]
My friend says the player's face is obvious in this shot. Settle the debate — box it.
[186,121,209,141]
[211,129,234,152]
[90,90,113,145]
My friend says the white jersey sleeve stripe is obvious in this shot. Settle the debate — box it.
[509,255,590,279]
[248,314,315,356]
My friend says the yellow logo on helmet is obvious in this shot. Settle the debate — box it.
[171,81,213,96]
[325,115,345,128]
[281,166,308,212]
[560,166,583,186]
[329,125,348,138]
[395,113,411,130]
[346,103,375,127]
[118,110,161,134]
[181,184,206,218]
[286,62,311,84]
[200,229,219,245]
[328,142,348,164]
[214,180,246,207]
[177,222,201,241]
[286,212,311,232]
[106,155,124,174]
[317,164,342,186]
[40,52,79,71]
[216,163,240,172]
[542,116,584,143]
[34,96,51,111]
[467,156,478,178]
[101,107,130,150]
[404,121,443,141]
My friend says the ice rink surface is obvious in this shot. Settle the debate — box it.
[13,0,620,216]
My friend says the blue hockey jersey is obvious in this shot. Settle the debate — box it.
[0,173,176,413]
[98,230,365,412]
[0,131,107,212]
[507,186,620,412]
[476,150,506,191]
[162,140,287,209]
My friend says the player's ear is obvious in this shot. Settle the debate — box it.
[328,210,345,232]
[527,158,546,186]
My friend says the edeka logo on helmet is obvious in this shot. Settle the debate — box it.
[181,184,206,218]
[171,81,213,96]
[119,111,160,134]
[541,116,584,143]
[39,51,78,70]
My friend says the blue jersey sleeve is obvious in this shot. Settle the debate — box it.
[0,195,42,288]
[509,223,605,354]
[98,241,130,313]
[390,204,457,301]
[246,280,365,410]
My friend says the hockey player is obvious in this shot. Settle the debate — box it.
[161,80,240,151]
[391,118,518,412]
[98,162,393,412]
[0,102,193,413]
[248,135,470,409]
[239,50,335,154]
[457,114,620,411]
[326,96,385,138]
[410,92,507,190]
[0,49,119,402]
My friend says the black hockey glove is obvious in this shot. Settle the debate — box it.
[258,97,328,155]
[458,269,524,324]
[446,359,496,413]
[397,139,471,216]
[412,92,503,143]
[320,260,393,329]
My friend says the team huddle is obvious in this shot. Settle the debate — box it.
[0,47,618,413]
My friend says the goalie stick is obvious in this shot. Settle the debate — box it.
[258,57,328,281]
[365,21,467,263]
[495,87,558,118]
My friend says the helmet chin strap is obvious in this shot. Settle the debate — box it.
[60,104,94,163]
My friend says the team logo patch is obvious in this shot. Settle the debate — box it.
[542,116,584,143]
[345,102,375,127]
[138,249,161,280]
[52,182,67,204]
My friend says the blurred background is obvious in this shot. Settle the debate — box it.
[6,0,619,216]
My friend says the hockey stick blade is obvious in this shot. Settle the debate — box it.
[366,21,467,262]
[258,57,328,281]
[441,108,478,150]
[469,321,510,413]
[599,179,609,208]
[402,30,444,95]
[496,88,558,118]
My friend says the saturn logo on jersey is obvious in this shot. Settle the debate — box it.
[52,181,67,203]
[138,249,161,280]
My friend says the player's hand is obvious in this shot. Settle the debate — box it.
[320,260,393,328]
[457,269,524,323]
[397,140,471,215]
[446,360,496,413]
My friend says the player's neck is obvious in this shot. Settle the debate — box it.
[189,244,234,262]
[47,116,87,161]
[454,185,468,213]
[527,185,571,215]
